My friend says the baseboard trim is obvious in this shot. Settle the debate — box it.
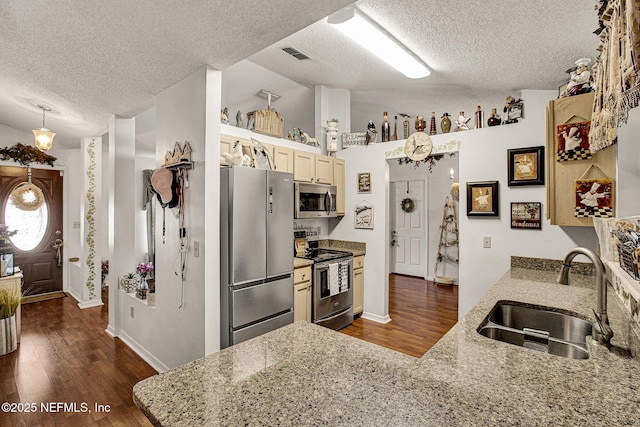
[361,312,391,324]
[117,329,169,374]
[77,299,104,309]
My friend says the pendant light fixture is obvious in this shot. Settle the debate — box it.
[32,105,56,151]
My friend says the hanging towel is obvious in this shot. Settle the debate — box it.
[340,261,350,293]
[329,263,339,296]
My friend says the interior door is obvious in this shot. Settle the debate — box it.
[0,166,63,296]
[391,179,426,278]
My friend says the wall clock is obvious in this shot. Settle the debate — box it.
[404,132,433,161]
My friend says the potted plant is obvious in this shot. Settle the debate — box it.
[0,224,17,247]
[136,262,154,300]
[0,287,21,355]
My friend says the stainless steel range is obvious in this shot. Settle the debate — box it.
[295,228,353,330]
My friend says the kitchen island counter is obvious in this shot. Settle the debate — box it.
[134,268,640,426]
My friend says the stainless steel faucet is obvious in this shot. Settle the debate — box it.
[557,247,613,346]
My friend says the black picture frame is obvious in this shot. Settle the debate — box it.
[507,146,545,186]
[466,181,499,217]
[511,202,542,230]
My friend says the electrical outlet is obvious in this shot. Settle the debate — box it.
[130,306,134,318]
[73,221,81,229]
[194,241,199,258]
[483,237,491,248]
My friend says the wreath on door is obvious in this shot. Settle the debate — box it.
[401,197,415,213]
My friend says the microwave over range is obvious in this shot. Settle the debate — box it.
[294,182,337,218]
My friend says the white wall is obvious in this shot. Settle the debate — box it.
[114,67,221,371]
[616,107,640,217]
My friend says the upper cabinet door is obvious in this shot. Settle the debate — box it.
[315,155,333,185]
[294,151,315,183]
[273,146,294,173]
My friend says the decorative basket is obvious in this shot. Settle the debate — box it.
[342,132,367,148]
[248,110,284,138]
[617,242,640,280]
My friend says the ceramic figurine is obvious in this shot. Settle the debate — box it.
[415,115,426,132]
[367,120,377,143]
[566,58,592,96]
[503,97,523,124]
[440,113,452,133]
[454,112,470,131]
[235,110,244,128]
[220,107,229,125]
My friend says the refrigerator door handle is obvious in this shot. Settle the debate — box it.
[268,186,273,214]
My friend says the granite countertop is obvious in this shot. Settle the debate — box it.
[133,268,640,426]
[293,257,313,268]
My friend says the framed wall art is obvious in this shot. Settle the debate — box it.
[507,146,545,186]
[357,172,371,193]
[511,202,542,229]
[556,120,592,162]
[466,181,499,217]
[354,203,374,229]
[574,178,614,218]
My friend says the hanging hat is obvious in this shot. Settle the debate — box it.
[574,58,591,68]
[151,168,178,208]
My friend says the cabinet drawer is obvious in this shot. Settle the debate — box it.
[353,256,364,270]
[294,266,311,284]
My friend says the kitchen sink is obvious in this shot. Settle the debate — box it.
[477,301,592,359]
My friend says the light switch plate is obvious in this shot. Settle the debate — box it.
[483,237,491,248]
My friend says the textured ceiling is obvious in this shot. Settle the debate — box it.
[0,0,353,147]
[0,0,599,148]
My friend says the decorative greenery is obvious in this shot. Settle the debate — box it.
[85,139,97,299]
[0,143,57,166]
[0,287,21,319]
[401,197,415,213]
[397,152,456,172]
[0,224,17,240]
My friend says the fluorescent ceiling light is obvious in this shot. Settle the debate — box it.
[328,8,430,79]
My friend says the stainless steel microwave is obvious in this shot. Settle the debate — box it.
[294,183,337,218]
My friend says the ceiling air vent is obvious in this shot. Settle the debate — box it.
[282,47,311,61]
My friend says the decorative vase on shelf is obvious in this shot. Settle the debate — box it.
[415,115,426,132]
[487,108,501,127]
[441,113,452,133]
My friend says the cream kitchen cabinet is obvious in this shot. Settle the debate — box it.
[273,145,294,173]
[293,265,312,322]
[314,155,333,185]
[294,152,334,185]
[353,256,364,316]
[293,151,316,183]
[332,158,345,216]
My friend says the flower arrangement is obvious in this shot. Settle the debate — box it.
[136,261,154,278]
[0,224,17,240]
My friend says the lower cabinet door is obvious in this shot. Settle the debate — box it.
[294,282,311,322]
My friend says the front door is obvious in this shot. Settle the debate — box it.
[0,166,63,296]
[391,179,426,278]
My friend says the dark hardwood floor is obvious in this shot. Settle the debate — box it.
[0,289,156,426]
[341,274,459,357]
[0,274,457,425]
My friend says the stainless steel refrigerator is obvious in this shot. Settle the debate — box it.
[220,167,294,349]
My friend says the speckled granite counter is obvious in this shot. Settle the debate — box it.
[318,239,366,257]
[134,268,640,426]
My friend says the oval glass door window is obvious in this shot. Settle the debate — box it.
[4,191,49,251]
